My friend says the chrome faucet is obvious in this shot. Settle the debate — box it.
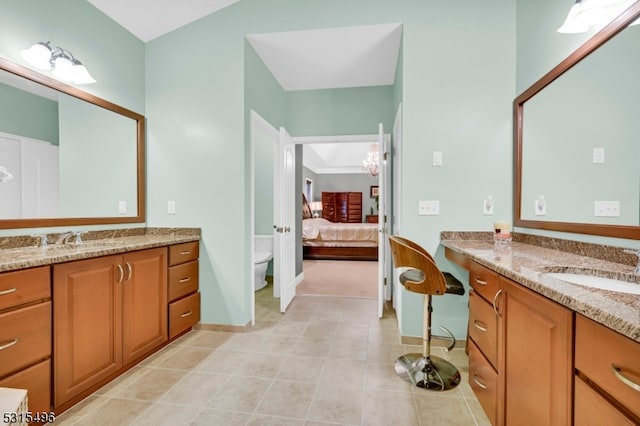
[623,249,640,275]
[56,231,83,245]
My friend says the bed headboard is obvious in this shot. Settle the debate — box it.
[321,192,362,223]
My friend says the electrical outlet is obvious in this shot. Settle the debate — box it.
[592,147,605,164]
[118,201,126,214]
[418,200,440,215]
[168,200,176,214]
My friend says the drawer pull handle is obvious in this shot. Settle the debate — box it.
[473,320,488,332]
[180,251,191,255]
[492,289,503,317]
[473,374,488,390]
[116,264,124,283]
[180,310,193,318]
[612,364,640,392]
[0,287,18,296]
[474,276,487,286]
[179,277,191,283]
[0,338,18,351]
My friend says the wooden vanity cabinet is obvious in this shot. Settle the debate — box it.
[168,242,200,339]
[575,314,640,424]
[449,255,573,426]
[499,276,573,426]
[0,266,52,414]
[53,247,167,407]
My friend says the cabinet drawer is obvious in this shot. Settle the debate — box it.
[468,339,498,425]
[468,261,500,303]
[468,290,498,369]
[0,359,51,414]
[0,302,51,378]
[169,292,200,339]
[0,266,50,311]
[168,242,199,266]
[168,260,199,302]
[575,314,640,419]
[574,376,637,425]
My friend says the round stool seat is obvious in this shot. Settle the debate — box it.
[400,270,464,295]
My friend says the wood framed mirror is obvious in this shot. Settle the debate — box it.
[514,2,640,240]
[0,57,145,229]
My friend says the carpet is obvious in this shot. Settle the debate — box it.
[297,259,378,298]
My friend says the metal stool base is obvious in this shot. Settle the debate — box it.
[394,353,461,391]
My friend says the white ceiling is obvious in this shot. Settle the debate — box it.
[83,1,399,172]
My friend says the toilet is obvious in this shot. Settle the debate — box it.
[254,235,273,291]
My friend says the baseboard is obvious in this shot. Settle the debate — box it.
[196,320,252,333]
[295,271,304,285]
[401,335,467,349]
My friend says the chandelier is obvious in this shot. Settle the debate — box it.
[362,143,379,177]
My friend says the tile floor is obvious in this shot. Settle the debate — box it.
[53,286,490,425]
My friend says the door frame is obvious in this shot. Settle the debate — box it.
[249,110,280,326]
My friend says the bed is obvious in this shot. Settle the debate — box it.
[302,192,378,261]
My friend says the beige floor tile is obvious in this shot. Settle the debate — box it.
[282,309,316,322]
[257,334,299,354]
[303,321,338,338]
[137,344,182,367]
[277,354,325,382]
[179,330,234,348]
[366,342,406,362]
[94,366,152,396]
[369,327,402,344]
[254,379,316,418]
[207,376,271,412]
[271,320,308,337]
[414,393,477,425]
[291,336,333,357]
[219,331,266,351]
[319,358,366,388]
[158,370,230,406]
[307,384,362,425]
[236,351,286,378]
[130,402,202,425]
[190,408,253,426]
[247,414,306,426]
[362,389,420,426]
[111,368,186,401]
[327,336,368,360]
[156,345,215,370]
[75,397,153,425]
[364,362,414,393]
[333,323,369,340]
[466,398,492,426]
[195,348,251,374]
[49,395,110,425]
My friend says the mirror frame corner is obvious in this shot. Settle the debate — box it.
[0,56,145,230]
[513,3,640,240]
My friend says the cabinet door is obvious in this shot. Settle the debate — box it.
[122,247,167,365]
[54,255,123,407]
[500,277,573,426]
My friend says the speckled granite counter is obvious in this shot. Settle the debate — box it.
[441,233,640,343]
[0,227,200,273]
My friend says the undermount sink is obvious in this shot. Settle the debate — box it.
[546,272,640,295]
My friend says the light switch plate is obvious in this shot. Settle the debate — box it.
[535,197,546,216]
[118,201,126,214]
[432,151,443,166]
[483,196,494,215]
[168,200,176,214]
[592,147,605,164]
[418,200,440,215]
[594,200,620,217]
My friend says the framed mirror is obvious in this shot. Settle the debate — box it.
[0,57,145,229]
[514,2,640,240]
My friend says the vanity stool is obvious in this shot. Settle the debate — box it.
[388,235,465,391]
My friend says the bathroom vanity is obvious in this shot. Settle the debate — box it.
[0,228,200,416]
[441,233,640,425]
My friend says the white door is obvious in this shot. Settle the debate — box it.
[274,127,297,312]
[377,123,388,318]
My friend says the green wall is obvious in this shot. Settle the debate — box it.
[0,83,59,144]
[145,0,516,336]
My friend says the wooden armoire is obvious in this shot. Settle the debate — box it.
[321,192,362,223]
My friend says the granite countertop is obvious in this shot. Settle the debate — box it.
[441,235,640,343]
[0,227,200,273]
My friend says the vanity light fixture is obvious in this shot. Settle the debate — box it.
[362,143,380,178]
[20,42,96,84]
[558,0,638,33]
